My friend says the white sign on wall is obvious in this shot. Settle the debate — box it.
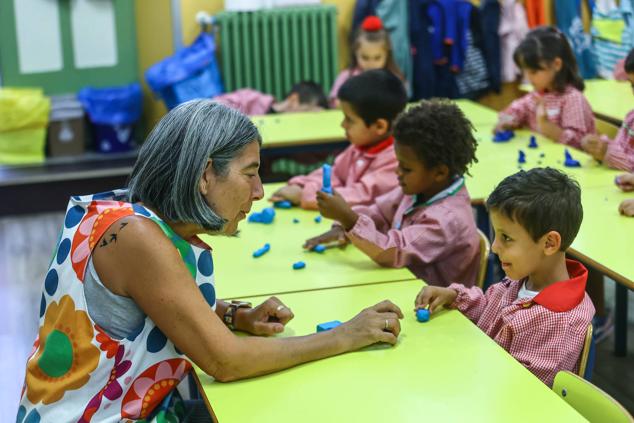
[70,0,118,69]
[14,0,64,74]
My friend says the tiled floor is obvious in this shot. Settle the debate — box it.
[1,213,632,418]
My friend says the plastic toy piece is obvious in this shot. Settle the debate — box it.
[293,218,300,223]
[492,130,514,142]
[314,215,322,223]
[416,309,430,322]
[322,164,333,194]
[252,243,271,258]
[518,150,526,164]
[316,320,341,332]
[312,244,326,253]
[564,149,581,167]
[292,261,306,270]
[273,200,292,209]
[528,135,538,148]
[248,207,275,224]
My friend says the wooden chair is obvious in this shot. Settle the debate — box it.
[552,371,633,423]
[476,229,491,289]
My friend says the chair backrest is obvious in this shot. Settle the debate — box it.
[577,323,593,378]
[552,371,633,423]
[595,118,620,139]
[476,229,490,289]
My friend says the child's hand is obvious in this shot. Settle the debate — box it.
[581,134,607,161]
[493,114,516,133]
[269,185,302,205]
[316,191,359,230]
[414,286,458,314]
[535,97,547,132]
[619,198,634,216]
[615,173,634,192]
[303,226,348,250]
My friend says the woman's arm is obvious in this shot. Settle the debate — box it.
[93,216,403,382]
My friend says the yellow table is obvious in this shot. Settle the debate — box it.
[196,281,585,422]
[584,79,634,125]
[252,110,345,148]
[453,99,499,125]
[199,184,415,300]
[467,128,622,202]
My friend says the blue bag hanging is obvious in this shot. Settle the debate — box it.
[78,83,143,153]
[145,32,225,110]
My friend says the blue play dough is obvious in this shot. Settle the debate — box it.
[293,218,300,224]
[292,261,306,270]
[564,149,581,167]
[492,130,514,142]
[518,150,526,164]
[528,135,538,148]
[322,164,333,194]
[312,244,326,253]
[253,243,271,258]
[273,200,292,209]
[416,309,430,322]
[314,215,322,223]
[316,320,341,332]
[248,207,275,224]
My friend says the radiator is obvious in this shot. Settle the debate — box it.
[216,5,339,100]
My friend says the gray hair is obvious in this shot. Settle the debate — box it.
[128,100,261,231]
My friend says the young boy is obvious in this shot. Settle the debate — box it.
[415,168,595,386]
[581,48,634,170]
[270,69,407,209]
[304,100,480,287]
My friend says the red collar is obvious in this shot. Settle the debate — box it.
[531,259,588,312]
[356,135,394,155]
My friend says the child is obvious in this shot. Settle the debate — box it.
[616,172,634,216]
[581,49,634,170]
[415,168,595,386]
[304,100,480,287]
[213,81,328,116]
[329,16,404,107]
[270,69,407,210]
[495,26,595,150]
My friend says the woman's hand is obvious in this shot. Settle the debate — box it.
[303,226,348,250]
[236,297,295,336]
[619,198,634,216]
[615,173,634,192]
[316,191,358,229]
[269,185,302,205]
[581,134,607,161]
[334,300,404,349]
[414,286,458,314]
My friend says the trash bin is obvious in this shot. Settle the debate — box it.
[145,32,224,110]
[0,88,50,164]
[78,83,142,153]
[48,94,86,157]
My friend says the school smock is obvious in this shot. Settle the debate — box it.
[449,259,595,387]
[600,109,634,171]
[288,136,398,210]
[499,86,596,149]
[17,190,217,422]
[343,177,480,287]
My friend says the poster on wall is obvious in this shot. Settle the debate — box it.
[14,0,63,74]
[71,0,118,69]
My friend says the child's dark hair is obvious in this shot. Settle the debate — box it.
[288,81,328,109]
[624,48,634,74]
[338,69,407,127]
[486,168,582,250]
[513,26,584,92]
[349,16,404,80]
[392,99,478,176]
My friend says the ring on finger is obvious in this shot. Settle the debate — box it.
[384,319,389,330]
[276,305,286,312]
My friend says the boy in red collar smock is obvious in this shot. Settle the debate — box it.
[270,69,407,210]
[416,168,595,386]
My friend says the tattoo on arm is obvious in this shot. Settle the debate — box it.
[98,220,129,248]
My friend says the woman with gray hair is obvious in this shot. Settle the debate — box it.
[18,100,403,423]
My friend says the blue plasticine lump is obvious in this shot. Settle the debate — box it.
[416,309,430,322]
[274,200,292,209]
[316,320,342,332]
[518,150,526,164]
[248,207,275,224]
[492,130,514,142]
[312,244,326,253]
[292,261,306,270]
[252,243,271,258]
[322,164,333,194]
[564,149,581,167]
[314,215,322,223]
[528,135,538,148]
[293,218,300,223]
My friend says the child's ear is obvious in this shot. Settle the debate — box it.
[372,118,389,136]
[199,159,214,195]
[433,164,450,182]
[552,57,563,72]
[542,230,562,255]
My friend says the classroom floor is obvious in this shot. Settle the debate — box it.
[1,212,633,417]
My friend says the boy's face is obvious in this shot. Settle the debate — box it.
[490,210,550,281]
[394,142,445,196]
[340,101,386,147]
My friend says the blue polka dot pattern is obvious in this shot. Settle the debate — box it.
[44,269,58,296]
[133,204,152,217]
[56,239,71,265]
[92,191,115,200]
[127,322,145,342]
[24,408,40,423]
[147,326,167,353]
[64,205,85,228]
[199,283,216,307]
[39,294,46,317]
[197,251,214,277]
